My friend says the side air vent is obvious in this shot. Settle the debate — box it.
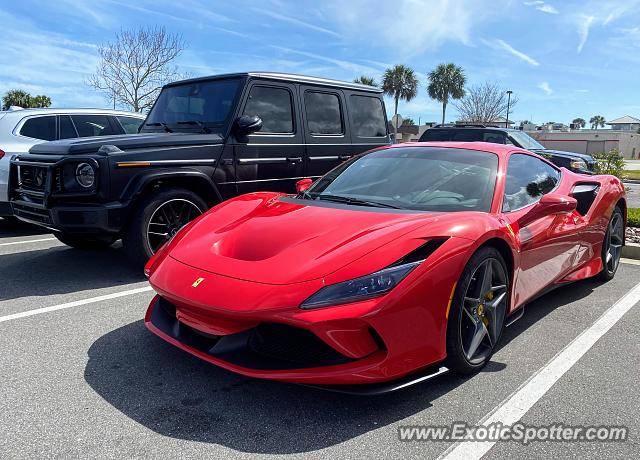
[571,183,600,216]
[394,237,449,266]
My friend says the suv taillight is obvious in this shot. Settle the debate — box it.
[0,149,5,160]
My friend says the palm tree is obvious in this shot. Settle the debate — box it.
[382,65,418,142]
[353,76,377,87]
[572,118,586,129]
[402,117,416,126]
[427,63,466,124]
[590,115,606,130]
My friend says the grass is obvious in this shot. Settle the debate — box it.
[624,170,640,181]
[629,208,640,228]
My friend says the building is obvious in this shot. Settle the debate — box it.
[388,122,437,143]
[528,129,640,159]
[606,116,640,132]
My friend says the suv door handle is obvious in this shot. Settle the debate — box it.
[286,157,302,163]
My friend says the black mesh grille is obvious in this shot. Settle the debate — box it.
[248,323,348,366]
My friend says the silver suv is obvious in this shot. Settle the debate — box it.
[0,108,145,218]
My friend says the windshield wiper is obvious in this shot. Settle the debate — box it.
[176,120,212,134]
[145,122,173,133]
[316,194,400,209]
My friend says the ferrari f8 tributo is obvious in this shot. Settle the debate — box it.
[144,142,626,391]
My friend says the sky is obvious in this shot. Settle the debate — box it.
[1,0,639,125]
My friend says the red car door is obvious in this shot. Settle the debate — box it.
[501,153,580,306]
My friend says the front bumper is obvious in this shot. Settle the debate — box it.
[145,254,458,385]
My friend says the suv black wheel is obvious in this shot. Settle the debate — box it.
[445,247,509,374]
[597,206,624,282]
[123,188,207,267]
[54,233,116,250]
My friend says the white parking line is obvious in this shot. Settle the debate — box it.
[0,237,56,247]
[0,286,153,323]
[439,281,640,460]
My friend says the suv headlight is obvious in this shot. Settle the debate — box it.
[300,261,422,309]
[75,163,96,188]
[570,159,588,171]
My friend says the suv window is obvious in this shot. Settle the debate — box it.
[503,153,560,212]
[243,86,293,134]
[350,95,386,137]
[420,129,451,141]
[482,132,507,144]
[59,115,77,139]
[117,116,143,134]
[20,116,56,141]
[304,91,342,135]
[71,115,117,137]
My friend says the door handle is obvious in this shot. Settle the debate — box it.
[286,157,303,163]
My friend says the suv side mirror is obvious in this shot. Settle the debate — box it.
[295,178,313,194]
[518,193,577,227]
[234,115,262,136]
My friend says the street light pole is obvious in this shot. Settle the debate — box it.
[506,90,513,128]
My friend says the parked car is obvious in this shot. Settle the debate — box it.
[419,124,596,173]
[143,142,625,391]
[9,72,390,264]
[0,108,145,219]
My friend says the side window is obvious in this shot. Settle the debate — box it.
[59,115,77,139]
[420,129,451,141]
[243,86,293,134]
[304,91,342,135]
[20,116,56,141]
[71,115,117,137]
[350,95,386,137]
[452,130,483,141]
[503,154,560,212]
[482,132,507,144]
[116,116,143,134]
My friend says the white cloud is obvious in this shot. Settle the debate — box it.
[271,46,380,75]
[577,15,595,53]
[320,0,508,57]
[524,1,558,14]
[538,82,553,95]
[252,8,341,38]
[484,39,540,66]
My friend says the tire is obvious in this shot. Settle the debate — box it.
[54,233,115,250]
[445,247,509,375]
[597,206,624,282]
[122,188,208,267]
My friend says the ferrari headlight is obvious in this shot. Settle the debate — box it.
[300,261,422,309]
[570,159,588,171]
[75,163,95,188]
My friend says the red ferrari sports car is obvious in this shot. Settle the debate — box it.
[144,142,626,391]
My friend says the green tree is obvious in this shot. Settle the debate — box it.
[382,64,418,142]
[427,62,466,124]
[401,117,416,126]
[590,115,606,129]
[28,95,52,108]
[353,76,377,86]
[572,117,586,129]
[2,89,51,110]
[593,148,625,180]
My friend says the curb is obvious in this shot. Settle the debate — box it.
[622,242,640,260]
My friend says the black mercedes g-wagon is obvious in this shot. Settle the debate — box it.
[9,72,390,264]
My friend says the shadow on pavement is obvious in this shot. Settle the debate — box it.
[0,244,144,301]
[0,217,49,238]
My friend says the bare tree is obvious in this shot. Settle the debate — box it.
[87,26,185,112]
[454,82,518,124]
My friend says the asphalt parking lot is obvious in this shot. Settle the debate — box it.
[1,217,639,459]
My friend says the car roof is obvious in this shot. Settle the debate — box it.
[164,71,383,93]
[429,125,520,132]
[386,141,531,158]
[0,108,145,118]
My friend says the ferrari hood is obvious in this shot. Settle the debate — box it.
[169,193,442,285]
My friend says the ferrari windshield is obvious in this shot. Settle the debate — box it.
[144,78,242,131]
[305,147,498,212]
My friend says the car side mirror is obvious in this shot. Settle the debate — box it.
[234,115,262,136]
[295,178,313,194]
[518,193,577,227]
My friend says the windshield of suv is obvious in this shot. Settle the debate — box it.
[144,78,242,131]
[509,131,545,150]
[303,147,498,212]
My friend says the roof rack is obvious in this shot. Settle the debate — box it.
[432,123,488,128]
